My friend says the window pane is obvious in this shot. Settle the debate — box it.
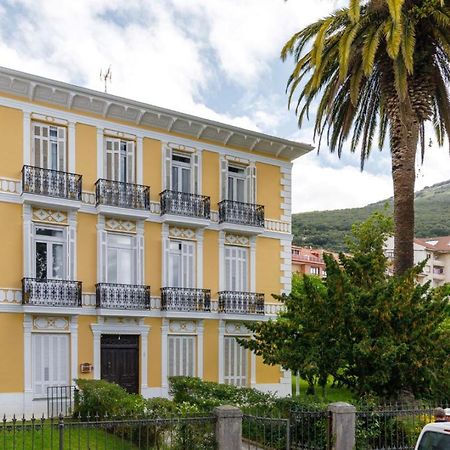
[227,177,233,201]
[117,249,132,284]
[236,179,245,202]
[36,228,64,238]
[52,243,64,279]
[51,142,58,171]
[181,168,191,193]
[172,166,178,191]
[36,242,47,279]
[109,234,132,247]
[108,249,118,283]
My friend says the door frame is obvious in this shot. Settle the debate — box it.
[91,318,150,395]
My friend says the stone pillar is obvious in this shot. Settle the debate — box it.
[328,402,356,450]
[214,405,243,450]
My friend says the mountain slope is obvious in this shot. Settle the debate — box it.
[292,180,450,252]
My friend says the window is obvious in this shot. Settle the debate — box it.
[34,226,66,280]
[32,122,66,171]
[168,335,195,377]
[418,431,450,450]
[224,336,248,386]
[227,165,246,202]
[310,267,320,276]
[171,153,192,193]
[107,233,135,284]
[225,246,248,291]
[105,138,135,183]
[32,333,69,398]
[168,240,195,288]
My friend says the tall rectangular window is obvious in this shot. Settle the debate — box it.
[32,122,66,171]
[224,336,248,386]
[225,246,248,291]
[168,335,196,377]
[105,138,135,183]
[171,153,192,193]
[227,165,246,202]
[106,233,135,284]
[34,226,66,280]
[168,240,195,288]
[32,333,69,398]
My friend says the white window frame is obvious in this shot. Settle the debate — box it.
[104,137,135,183]
[225,246,249,291]
[105,232,136,285]
[171,152,192,193]
[33,224,67,280]
[220,158,256,204]
[168,239,196,288]
[227,164,247,203]
[31,333,70,399]
[224,336,248,387]
[32,122,67,171]
[168,335,196,377]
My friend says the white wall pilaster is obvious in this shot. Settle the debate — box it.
[96,127,103,180]
[97,216,106,283]
[197,320,204,379]
[218,231,225,291]
[23,111,31,166]
[161,319,169,389]
[218,320,225,384]
[68,121,76,173]
[23,314,33,414]
[23,204,33,277]
[136,136,143,185]
[136,221,145,285]
[250,236,256,292]
[161,224,169,287]
[68,211,77,280]
[141,329,149,391]
[196,229,204,289]
[70,316,78,382]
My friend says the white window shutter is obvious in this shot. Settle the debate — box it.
[57,126,66,171]
[246,164,256,204]
[192,152,199,194]
[168,335,196,377]
[127,141,135,183]
[220,158,228,201]
[224,336,247,386]
[164,146,172,190]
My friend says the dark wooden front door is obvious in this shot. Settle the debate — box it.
[101,335,139,394]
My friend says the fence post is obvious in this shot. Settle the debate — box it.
[328,402,356,450]
[58,414,64,450]
[213,405,243,450]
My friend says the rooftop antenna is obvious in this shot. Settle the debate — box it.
[100,66,112,93]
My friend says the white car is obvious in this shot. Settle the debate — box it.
[415,422,450,450]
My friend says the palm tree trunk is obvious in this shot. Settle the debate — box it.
[391,107,419,275]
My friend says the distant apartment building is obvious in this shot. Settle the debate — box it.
[385,236,450,286]
[291,246,327,277]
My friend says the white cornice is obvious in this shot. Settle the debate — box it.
[0,66,313,162]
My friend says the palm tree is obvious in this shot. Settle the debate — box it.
[283,0,450,274]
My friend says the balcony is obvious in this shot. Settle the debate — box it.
[95,179,150,219]
[21,165,82,209]
[160,190,210,227]
[161,287,211,312]
[218,200,264,233]
[96,283,151,310]
[218,291,265,315]
[22,278,82,307]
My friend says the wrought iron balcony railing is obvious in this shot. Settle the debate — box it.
[95,179,150,210]
[160,190,210,219]
[22,278,82,307]
[22,165,82,201]
[218,291,265,314]
[218,200,264,227]
[96,283,151,310]
[161,287,211,312]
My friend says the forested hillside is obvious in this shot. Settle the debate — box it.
[292,180,450,252]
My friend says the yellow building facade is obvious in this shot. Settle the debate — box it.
[0,67,311,416]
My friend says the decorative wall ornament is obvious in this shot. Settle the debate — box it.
[103,317,142,327]
[33,316,69,331]
[224,233,250,247]
[169,320,197,334]
[0,178,21,194]
[32,208,68,225]
[31,113,68,126]
[0,288,22,303]
[225,155,250,165]
[225,322,251,335]
[105,217,137,233]
[169,226,196,240]
[82,192,96,205]
[168,142,196,154]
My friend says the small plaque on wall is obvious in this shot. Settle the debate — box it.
[80,363,93,374]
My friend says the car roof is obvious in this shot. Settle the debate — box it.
[421,422,450,433]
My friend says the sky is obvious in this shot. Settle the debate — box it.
[0,0,449,213]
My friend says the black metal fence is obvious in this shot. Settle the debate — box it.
[242,414,290,450]
[289,407,331,450]
[0,414,216,450]
[160,190,211,219]
[47,386,78,419]
[218,200,264,227]
[218,291,265,314]
[22,165,82,201]
[22,278,82,307]
[355,404,437,450]
[95,179,150,210]
[96,283,151,310]
[161,287,211,312]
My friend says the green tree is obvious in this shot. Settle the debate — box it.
[241,213,450,399]
[283,0,450,274]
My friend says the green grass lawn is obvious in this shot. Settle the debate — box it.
[291,376,354,403]
[0,423,140,449]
